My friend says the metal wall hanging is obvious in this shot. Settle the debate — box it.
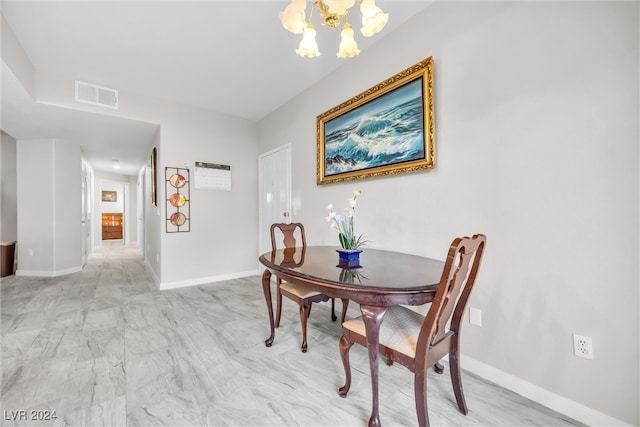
[165,167,190,233]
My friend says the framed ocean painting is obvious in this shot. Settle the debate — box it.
[316,56,435,185]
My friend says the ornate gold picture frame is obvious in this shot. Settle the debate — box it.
[317,56,435,185]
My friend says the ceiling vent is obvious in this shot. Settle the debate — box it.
[75,80,118,109]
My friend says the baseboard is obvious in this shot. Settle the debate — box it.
[159,269,261,290]
[15,265,83,277]
[460,355,630,427]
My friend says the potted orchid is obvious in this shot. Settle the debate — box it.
[326,190,368,266]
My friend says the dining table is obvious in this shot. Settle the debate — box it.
[259,245,445,427]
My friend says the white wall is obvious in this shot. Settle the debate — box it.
[1,131,18,243]
[258,2,638,425]
[16,138,82,276]
[156,105,259,286]
[53,140,82,271]
[100,182,125,213]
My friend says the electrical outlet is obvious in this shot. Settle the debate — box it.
[469,307,482,326]
[573,334,593,359]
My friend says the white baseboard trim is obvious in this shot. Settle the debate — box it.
[15,266,83,277]
[461,355,630,427]
[159,269,260,290]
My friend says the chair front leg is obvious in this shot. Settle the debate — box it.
[331,298,337,321]
[299,302,310,353]
[338,334,353,397]
[414,369,430,427]
[275,281,283,328]
[449,340,468,414]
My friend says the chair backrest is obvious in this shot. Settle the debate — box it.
[417,234,486,352]
[270,223,307,251]
[270,223,307,268]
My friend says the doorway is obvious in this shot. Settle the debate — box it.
[99,181,128,245]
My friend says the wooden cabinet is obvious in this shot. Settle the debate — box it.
[102,213,123,240]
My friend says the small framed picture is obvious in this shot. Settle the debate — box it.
[102,190,117,202]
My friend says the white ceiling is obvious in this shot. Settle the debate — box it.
[1,1,431,175]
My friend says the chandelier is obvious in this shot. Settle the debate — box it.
[279,0,389,59]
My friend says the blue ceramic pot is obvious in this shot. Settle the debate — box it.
[337,249,362,269]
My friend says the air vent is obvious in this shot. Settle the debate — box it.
[75,81,118,109]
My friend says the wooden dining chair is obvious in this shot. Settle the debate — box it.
[338,234,486,426]
[271,223,349,353]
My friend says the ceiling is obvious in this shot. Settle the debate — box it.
[1,1,431,175]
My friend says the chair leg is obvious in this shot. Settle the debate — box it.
[299,302,310,353]
[338,335,353,397]
[275,285,283,328]
[340,298,349,324]
[331,298,337,321]
[449,348,468,414]
[414,369,430,427]
[305,302,313,319]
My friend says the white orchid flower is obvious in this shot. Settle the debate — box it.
[325,190,367,251]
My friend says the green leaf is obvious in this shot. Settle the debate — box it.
[339,233,349,249]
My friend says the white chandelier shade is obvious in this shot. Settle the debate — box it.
[279,0,388,58]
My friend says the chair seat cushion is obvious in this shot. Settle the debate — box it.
[342,305,427,358]
[280,281,324,299]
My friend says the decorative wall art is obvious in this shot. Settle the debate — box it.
[101,191,117,202]
[316,56,435,185]
[151,147,158,206]
[165,167,190,233]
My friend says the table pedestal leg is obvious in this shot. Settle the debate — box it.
[261,269,275,347]
[361,305,386,427]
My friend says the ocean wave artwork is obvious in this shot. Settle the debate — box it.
[324,78,425,177]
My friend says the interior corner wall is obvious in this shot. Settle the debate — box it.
[1,131,18,243]
[17,138,82,276]
[258,1,639,425]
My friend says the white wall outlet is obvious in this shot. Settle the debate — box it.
[28,248,34,256]
[469,307,482,326]
[573,334,593,359]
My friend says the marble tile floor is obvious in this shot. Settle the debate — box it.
[1,243,583,427]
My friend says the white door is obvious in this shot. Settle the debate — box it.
[259,144,292,255]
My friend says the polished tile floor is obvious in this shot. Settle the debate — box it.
[1,242,582,426]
